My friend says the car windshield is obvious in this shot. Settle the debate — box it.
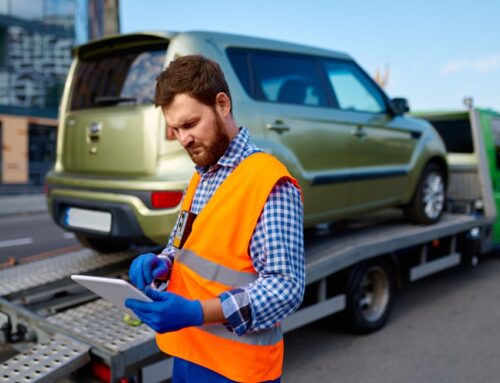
[70,46,166,110]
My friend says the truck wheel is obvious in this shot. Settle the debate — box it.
[76,234,129,254]
[405,163,446,224]
[343,260,395,334]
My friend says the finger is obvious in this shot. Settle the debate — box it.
[152,260,169,279]
[144,287,168,302]
[142,255,156,287]
[125,298,153,313]
[132,257,148,290]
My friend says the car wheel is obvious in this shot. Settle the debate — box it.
[405,162,446,224]
[75,233,129,254]
[342,259,395,334]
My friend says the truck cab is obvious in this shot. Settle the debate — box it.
[415,101,500,244]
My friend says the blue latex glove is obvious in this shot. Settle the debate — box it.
[129,253,169,291]
[125,288,203,333]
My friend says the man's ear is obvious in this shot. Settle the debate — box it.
[166,126,176,140]
[215,92,231,117]
[161,106,177,140]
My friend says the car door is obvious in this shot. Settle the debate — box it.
[320,59,417,210]
[246,50,355,224]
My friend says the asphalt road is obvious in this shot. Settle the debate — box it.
[283,253,500,383]
[0,212,80,263]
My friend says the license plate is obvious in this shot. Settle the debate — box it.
[64,207,112,233]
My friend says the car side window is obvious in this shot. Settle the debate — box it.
[226,49,253,97]
[251,52,328,107]
[322,60,387,114]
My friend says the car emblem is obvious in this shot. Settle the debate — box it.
[87,122,102,154]
[87,122,102,140]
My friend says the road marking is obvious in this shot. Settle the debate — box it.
[63,233,75,239]
[0,237,34,248]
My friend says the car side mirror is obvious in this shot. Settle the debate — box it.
[391,98,410,115]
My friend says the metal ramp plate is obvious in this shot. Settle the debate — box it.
[0,249,132,297]
[1,335,90,383]
[47,299,155,354]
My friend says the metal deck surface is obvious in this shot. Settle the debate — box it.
[1,335,89,383]
[47,299,155,354]
[0,249,133,297]
[305,212,490,283]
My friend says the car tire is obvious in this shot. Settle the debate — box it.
[75,234,129,254]
[341,259,395,334]
[405,162,446,225]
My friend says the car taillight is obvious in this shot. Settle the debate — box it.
[151,191,183,209]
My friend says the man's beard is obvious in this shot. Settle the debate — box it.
[185,113,230,168]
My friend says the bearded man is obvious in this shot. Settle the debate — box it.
[126,55,305,383]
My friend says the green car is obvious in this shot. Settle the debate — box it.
[46,31,448,252]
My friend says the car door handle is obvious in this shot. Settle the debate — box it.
[351,126,367,138]
[266,121,290,133]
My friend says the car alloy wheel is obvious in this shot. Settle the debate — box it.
[422,171,445,221]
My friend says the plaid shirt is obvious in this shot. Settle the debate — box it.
[161,127,304,335]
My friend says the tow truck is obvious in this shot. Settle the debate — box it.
[1,99,499,382]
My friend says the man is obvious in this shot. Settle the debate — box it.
[125,55,305,383]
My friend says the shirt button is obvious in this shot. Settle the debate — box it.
[203,181,208,186]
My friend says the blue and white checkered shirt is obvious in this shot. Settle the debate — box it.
[161,127,305,335]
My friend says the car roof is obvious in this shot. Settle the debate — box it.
[75,30,352,61]
[184,30,353,60]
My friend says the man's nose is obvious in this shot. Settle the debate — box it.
[178,130,194,147]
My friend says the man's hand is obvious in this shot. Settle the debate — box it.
[125,288,203,333]
[129,253,169,291]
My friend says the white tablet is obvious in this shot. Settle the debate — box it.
[71,275,153,317]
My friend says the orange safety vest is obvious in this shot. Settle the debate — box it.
[156,152,301,382]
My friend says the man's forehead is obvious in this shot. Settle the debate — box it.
[162,106,194,124]
[162,94,205,124]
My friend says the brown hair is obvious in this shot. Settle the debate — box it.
[154,55,232,112]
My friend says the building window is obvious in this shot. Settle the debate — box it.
[28,123,56,186]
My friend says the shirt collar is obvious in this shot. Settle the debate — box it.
[195,127,250,175]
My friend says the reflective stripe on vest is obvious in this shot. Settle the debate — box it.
[199,323,282,346]
[176,248,258,288]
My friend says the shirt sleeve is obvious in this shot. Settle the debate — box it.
[219,178,305,335]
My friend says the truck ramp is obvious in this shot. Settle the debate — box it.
[47,299,155,354]
[1,334,90,383]
[0,249,133,297]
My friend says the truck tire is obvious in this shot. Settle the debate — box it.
[405,162,446,224]
[342,259,395,334]
[76,234,129,254]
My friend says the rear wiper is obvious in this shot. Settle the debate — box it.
[94,96,137,106]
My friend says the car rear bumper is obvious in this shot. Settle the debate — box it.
[47,188,180,245]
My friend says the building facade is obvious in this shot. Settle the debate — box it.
[0,0,119,193]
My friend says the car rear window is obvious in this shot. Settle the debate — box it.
[70,45,166,110]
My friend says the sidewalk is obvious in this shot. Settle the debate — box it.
[0,194,47,216]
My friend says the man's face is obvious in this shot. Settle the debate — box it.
[162,93,230,168]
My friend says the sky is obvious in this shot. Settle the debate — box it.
[121,0,500,112]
